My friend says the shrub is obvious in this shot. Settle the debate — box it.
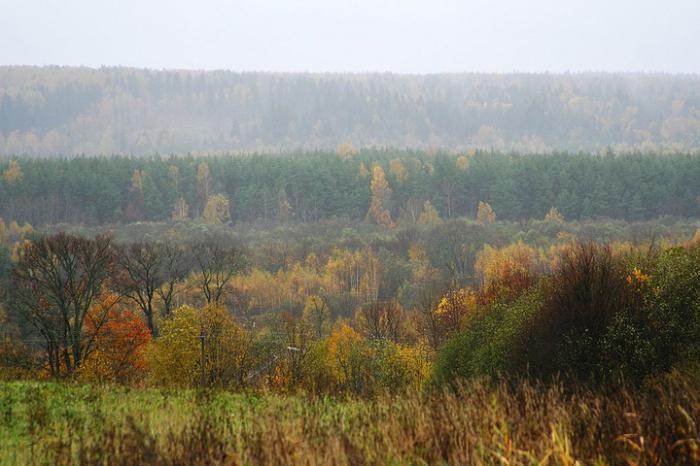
[435,242,700,387]
[432,289,542,387]
[515,242,634,382]
[517,242,700,383]
[300,324,431,396]
[640,245,700,373]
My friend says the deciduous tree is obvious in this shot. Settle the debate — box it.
[366,165,395,228]
[476,201,496,225]
[202,194,231,224]
[192,239,248,306]
[12,233,115,376]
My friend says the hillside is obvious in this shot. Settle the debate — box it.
[1,67,700,155]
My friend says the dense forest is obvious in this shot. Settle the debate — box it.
[1,67,700,155]
[2,150,700,227]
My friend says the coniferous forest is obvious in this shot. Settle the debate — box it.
[2,150,700,227]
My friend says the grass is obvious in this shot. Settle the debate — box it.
[1,376,699,465]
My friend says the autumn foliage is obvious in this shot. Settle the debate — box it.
[79,299,151,384]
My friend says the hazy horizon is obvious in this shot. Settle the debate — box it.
[3,65,700,77]
[1,0,699,74]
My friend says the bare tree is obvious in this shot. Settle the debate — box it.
[12,233,115,376]
[191,239,248,307]
[155,243,190,319]
[114,242,160,336]
[413,265,447,349]
[355,299,404,342]
[114,242,190,336]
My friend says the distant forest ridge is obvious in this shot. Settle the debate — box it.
[1,66,700,156]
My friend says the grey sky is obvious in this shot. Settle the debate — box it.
[1,0,699,73]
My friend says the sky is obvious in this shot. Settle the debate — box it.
[0,0,699,74]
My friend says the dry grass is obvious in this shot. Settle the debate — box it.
[2,375,699,465]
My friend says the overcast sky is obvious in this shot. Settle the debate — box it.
[1,0,699,73]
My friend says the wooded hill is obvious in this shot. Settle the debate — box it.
[1,67,700,155]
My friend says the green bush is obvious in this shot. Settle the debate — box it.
[431,290,542,388]
[434,242,700,387]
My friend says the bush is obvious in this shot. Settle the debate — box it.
[147,305,254,389]
[435,242,700,387]
[300,324,431,396]
[432,290,542,387]
[640,245,700,373]
[515,242,636,383]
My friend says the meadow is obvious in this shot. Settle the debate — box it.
[2,377,699,465]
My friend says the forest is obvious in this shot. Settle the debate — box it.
[2,147,700,463]
[2,150,700,227]
[1,67,700,155]
[2,0,700,457]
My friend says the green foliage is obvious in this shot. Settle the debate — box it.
[432,290,542,386]
[3,151,700,227]
[435,242,700,387]
[3,377,700,465]
[517,243,634,382]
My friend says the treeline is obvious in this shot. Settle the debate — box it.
[2,230,700,394]
[2,150,700,227]
[1,67,700,155]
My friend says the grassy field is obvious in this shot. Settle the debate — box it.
[1,378,700,465]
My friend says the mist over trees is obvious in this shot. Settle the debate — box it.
[1,67,700,156]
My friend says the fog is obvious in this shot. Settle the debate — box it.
[0,0,699,73]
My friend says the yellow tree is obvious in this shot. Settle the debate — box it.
[475,242,543,299]
[366,164,395,228]
[2,160,23,184]
[338,143,358,160]
[147,305,254,388]
[434,288,476,341]
[456,154,471,172]
[476,201,496,225]
[125,169,145,222]
[389,159,408,184]
[202,194,231,224]
[544,207,565,223]
[358,162,369,178]
[324,324,373,393]
[418,200,442,225]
